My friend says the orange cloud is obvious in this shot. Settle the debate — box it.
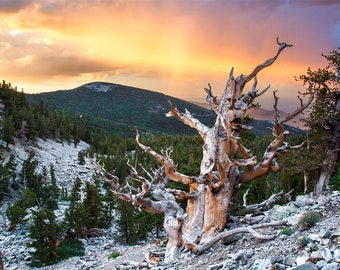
[0,0,338,110]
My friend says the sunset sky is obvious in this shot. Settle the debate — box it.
[0,0,339,110]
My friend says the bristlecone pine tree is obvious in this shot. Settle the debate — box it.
[97,39,314,262]
[298,49,340,195]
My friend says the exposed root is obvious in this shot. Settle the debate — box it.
[192,220,286,255]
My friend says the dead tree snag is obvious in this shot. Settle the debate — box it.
[97,39,314,262]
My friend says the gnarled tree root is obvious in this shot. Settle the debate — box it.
[191,220,286,255]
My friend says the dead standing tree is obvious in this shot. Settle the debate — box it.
[97,39,314,262]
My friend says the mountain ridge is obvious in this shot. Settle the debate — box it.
[28,82,216,137]
[27,82,302,137]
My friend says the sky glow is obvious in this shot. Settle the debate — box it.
[0,0,339,110]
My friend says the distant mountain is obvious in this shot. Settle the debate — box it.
[27,82,302,137]
[27,82,215,137]
[247,108,306,130]
[193,102,307,130]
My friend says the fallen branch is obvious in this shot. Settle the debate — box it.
[192,220,286,255]
[244,190,293,213]
[80,228,106,238]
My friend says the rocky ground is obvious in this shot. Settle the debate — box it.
[0,139,339,270]
[1,191,339,270]
[5,138,96,191]
[96,191,340,270]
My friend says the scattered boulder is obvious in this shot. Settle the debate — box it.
[294,262,318,270]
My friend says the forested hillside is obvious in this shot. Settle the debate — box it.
[27,82,302,137]
[27,82,215,137]
[0,81,86,148]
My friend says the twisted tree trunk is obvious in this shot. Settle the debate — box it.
[98,39,314,262]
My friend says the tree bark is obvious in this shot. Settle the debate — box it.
[314,145,339,195]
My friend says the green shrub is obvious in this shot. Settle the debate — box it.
[6,188,38,225]
[279,227,294,236]
[108,250,122,259]
[28,239,84,267]
[57,239,85,259]
[77,150,86,165]
[295,211,320,232]
[310,244,318,251]
[298,236,310,247]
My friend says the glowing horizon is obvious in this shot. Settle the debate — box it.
[0,1,339,110]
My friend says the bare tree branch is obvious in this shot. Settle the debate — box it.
[136,130,197,185]
[166,188,198,200]
[240,84,313,183]
[204,83,219,111]
[279,82,314,125]
[242,76,271,105]
[242,38,293,87]
[166,101,210,139]
[96,161,181,215]
[244,190,293,213]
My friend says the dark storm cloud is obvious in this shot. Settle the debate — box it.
[38,54,120,77]
[0,0,34,13]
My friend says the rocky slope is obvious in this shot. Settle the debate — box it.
[0,139,339,270]
[2,192,338,270]
[0,138,96,269]
[2,138,95,191]
[100,192,340,270]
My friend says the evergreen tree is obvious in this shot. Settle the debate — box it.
[60,186,68,201]
[116,200,139,244]
[329,165,340,190]
[28,207,63,266]
[100,182,116,228]
[64,178,82,238]
[36,114,50,139]
[0,155,17,201]
[0,169,10,203]
[48,109,61,139]
[18,89,29,110]
[21,152,42,197]
[40,166,60,210]
[6,188,37,230]
[296,49,340,194]
[60,114,72,143]
[18,109,38,142]
[1,114,15,150]
[1,79,87,143]
[81,180,103,229]
[73,120,80,147]
[5,154,17,178]
[77,150,86,165]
